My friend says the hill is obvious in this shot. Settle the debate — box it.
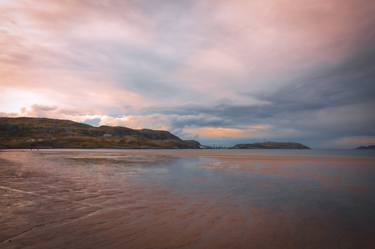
[356,145,375,150]
[230,142,310,149]
[0,117,201,149]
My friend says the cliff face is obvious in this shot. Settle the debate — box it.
[0,117,200,149]
[230,142,310,149]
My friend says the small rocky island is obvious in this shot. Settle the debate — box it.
[0,117,201,149]
[356,145,375,150]
[230,142,310,149]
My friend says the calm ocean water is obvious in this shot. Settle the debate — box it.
[1,149,375,249]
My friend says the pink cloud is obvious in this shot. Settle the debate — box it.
[2,0,373,107]
[183,127,248,138]
[175,0,375,96]
[183,124,273,138]
[183,124,303,139]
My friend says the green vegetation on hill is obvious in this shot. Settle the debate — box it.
[230,142,310,149]
[0,117,201,149]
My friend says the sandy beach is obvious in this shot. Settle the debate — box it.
[1,149,375,249]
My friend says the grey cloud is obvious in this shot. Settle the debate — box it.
[143,43,375,147]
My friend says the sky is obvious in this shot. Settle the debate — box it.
[1,0,375,148]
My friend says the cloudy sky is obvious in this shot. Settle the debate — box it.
[1,0,375,148]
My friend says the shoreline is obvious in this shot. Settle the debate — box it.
[1,148,374,163]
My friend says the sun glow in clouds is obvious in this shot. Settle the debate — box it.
[183,124,272,138]
[0,89,53,113]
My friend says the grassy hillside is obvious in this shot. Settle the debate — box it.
[0,117,200,149]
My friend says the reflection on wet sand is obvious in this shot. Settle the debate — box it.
[1,150,375,249]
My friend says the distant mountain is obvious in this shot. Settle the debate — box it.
[0,117,201,149]
[356,145,375,150]
[230,142,310,149]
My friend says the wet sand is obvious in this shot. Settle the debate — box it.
[1,149,375,249]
